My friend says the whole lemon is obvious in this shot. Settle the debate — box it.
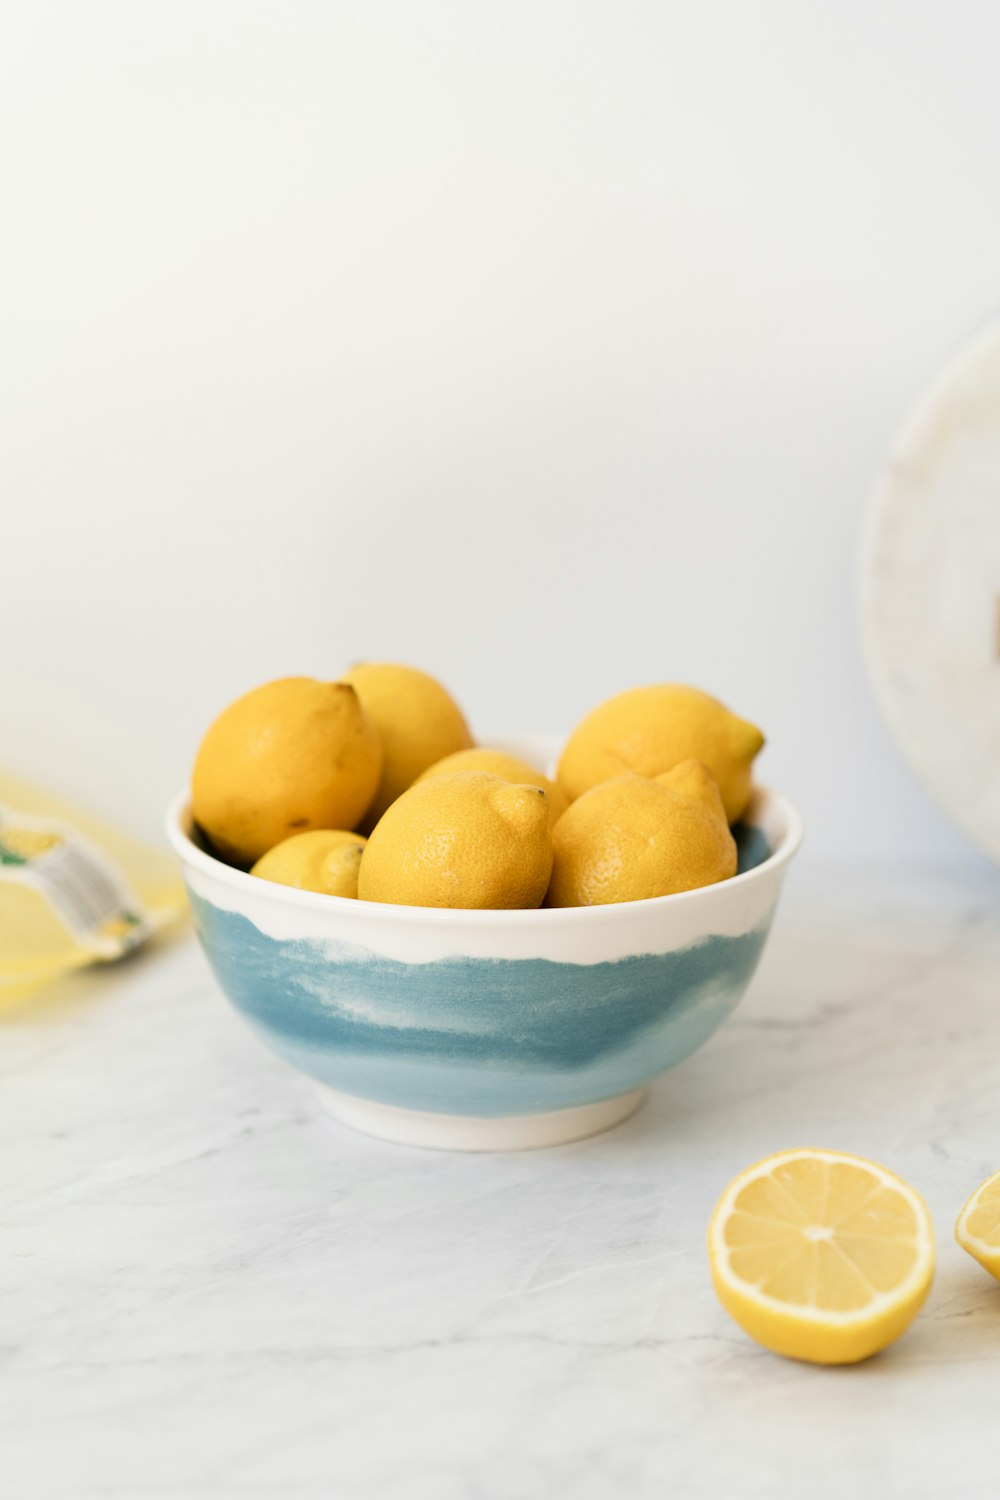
[546,759,737,907]
[557,684,764,822]
[414,747,569,828]
[251,829,367,898]
[341,663,473,829]
[192,678,381,867]
[358,771,552,909]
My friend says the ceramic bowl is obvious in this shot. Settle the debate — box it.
[166,737,802,1151]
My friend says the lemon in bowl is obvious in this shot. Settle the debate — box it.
[358,771,553,910]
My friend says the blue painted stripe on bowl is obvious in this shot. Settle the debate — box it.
[189,894,773,1116]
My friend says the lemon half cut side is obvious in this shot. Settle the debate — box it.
[708,1148,935,1365]
[955,1167,1000,1282]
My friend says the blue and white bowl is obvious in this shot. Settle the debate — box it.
[167,737,802,1151]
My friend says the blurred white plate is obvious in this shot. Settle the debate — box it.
[861,320,1000,863]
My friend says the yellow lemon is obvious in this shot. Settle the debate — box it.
[708,1149,935,1365]
[342,662,473,829]
[358,771,552,909]
[192,678,381,867]
[557,684,764,822]
[415,747,569,828]
[955,1168,1000,1281]
[0,828,61,861]
[251,829,367,898]
[546,759,736,907]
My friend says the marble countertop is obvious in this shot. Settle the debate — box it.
[4,862,1000,1499]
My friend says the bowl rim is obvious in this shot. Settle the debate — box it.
[165,781,803,928]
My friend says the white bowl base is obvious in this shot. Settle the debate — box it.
[314,1085,646,1151]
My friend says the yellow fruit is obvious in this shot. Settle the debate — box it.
[955,1168,1000,1281]
[251,829,367,898]
[415,747,569,828]
[192,678,381,867]
[342,662,473,829]
[557,684,764,822]
[708,1149,935,1365]
[358,771,552,909]
[546,759,736,907]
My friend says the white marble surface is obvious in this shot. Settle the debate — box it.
[4,863,1000,1500]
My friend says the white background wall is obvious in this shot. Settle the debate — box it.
[3,0,998,865]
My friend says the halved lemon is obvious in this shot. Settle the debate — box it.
[955,1168,1000,1281]
[708,1148,935,1364]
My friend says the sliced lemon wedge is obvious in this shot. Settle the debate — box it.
[708,1148,935,1364]
[955,1168,1000,1281]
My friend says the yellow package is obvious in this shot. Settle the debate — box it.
[0,772,185,1008]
